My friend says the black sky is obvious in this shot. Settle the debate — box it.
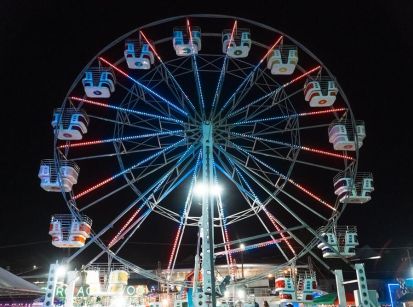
[1,0,413,279]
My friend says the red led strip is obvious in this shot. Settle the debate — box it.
[282,65,321,88]
[288,179,336,211]
[263,208,296,255]
[109,208,142,248]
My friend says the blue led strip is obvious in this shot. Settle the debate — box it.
[228,141,335,210]
[233,107,347,126]
[59,130,185,149]
[110,145,197,247]
[99,57,188,116]
[186,19,205,119]
[218,148,296,255]
[226,66,321,119]
[228,131,353,161]
[211,56,229,116]
[167,150,202,271]
[227,89,280,119]
[219,36,283,116]
[70,96,185,124]
[73,139,186,200]
[211,20,237,118]
[139,30,196,113]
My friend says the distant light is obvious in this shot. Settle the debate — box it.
[350,255,382,262]
[268,274,273,278]
[56,265,67,277]
[162,298,169,306]
[367,255,381,260]
[240,244,246,251]
[193,183,222,196]
[237,289,246,299]
[33,265,37,270]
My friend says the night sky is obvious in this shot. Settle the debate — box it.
[1,0,413,280]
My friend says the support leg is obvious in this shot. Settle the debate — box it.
[335,269,346,307]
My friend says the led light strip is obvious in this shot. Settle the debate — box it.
[58,130,184,149]
[211,20,238,112]
[215,238,286,256]
[220,35,284,113]
[98,57,187,116]
[186,19,205,115]
[229,131,353,160]
[232,142,336,211]
[167,150,202,271]
[109,146,196,248]
[72,139,185,200]
[70,96,185,124]
[235,107,346,126]
[139,30,196,112]
[227,66,322,119]
[231,163,296,255]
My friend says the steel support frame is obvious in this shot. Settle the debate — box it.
[194,122,217,307]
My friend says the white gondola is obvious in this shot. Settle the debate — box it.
[173,26,201,56]
[297,272,317,302]
[328,120,366,151]
[124,40,155,69]
[82,68,116,98]
[48,214,92,248]
[108,270,129,295]
[304,78,338,107]
[222,28,251,58]
[38,159,79,192]
[51,108,89,140]
[317,226,358,258]
[334,172,374,204]
[267,45,298,75]
[275,276,296,302]
[317,230,339,258]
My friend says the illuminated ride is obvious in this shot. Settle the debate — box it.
[39,15,374,307]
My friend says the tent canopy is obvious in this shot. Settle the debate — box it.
[0,267,43,297]
[313,292,355,305]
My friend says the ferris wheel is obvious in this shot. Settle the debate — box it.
[38,14,374,306]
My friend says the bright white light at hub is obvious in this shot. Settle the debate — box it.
[240,243,246,251]
[237,289,246,299]
[56,265,67,277]
[193,183,222,196]
[211,184,223,195]
[194,183,208,196]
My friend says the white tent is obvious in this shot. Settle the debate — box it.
[0,267,43,296]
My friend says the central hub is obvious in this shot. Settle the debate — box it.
[201,121,213,143]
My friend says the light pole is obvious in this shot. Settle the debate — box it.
[240,244,245,279]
